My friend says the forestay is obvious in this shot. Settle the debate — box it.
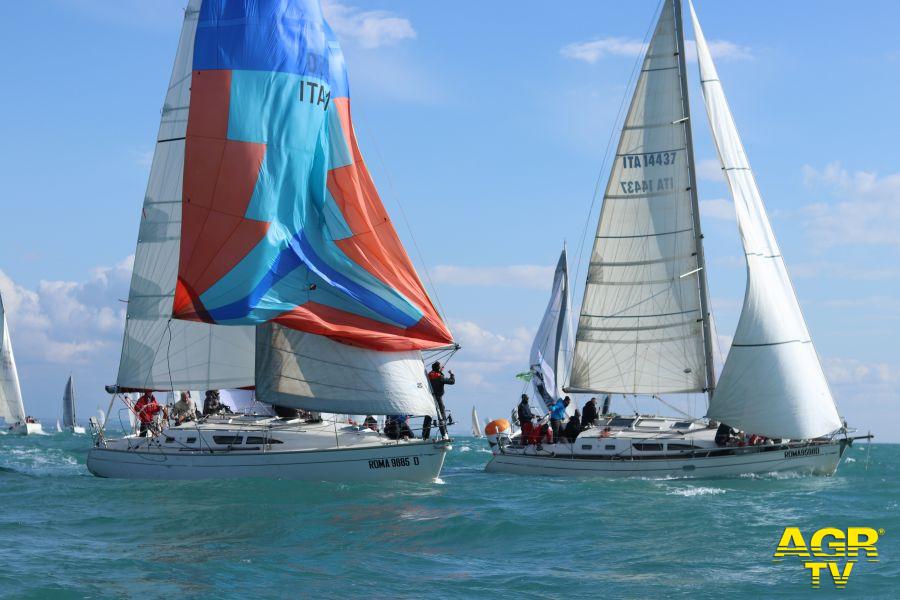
[63,376,76,428]
[690,1,841,439]
[116,0,255,391]
[0,294,26,423]
[569,0,709,395]
[530,248,572,409]
[255,323,438,416]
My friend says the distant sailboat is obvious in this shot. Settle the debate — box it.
[471,406,483,438]
[87,0,457,481]
[62,376,85,434]
[486,0,868,478]
[1,292,42,435]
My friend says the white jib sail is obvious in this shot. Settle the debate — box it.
[530,247,573,409]
[569,0,709,395]
[63,375,76,428]
[690,1,841,439]
[116,0,254,392]
[0,294,26,424]
[255,323,439,416]
[471,406,482,437]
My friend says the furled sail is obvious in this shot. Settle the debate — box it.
[172,0,452,353]
[62,376,77,429]
[690,1,841,439]
[116,0,255,391]
[255,324,438,416]
[530,247,572,409]
[569,0,711,395]
[0,294,26,424]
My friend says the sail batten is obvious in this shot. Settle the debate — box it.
[689,0,841,439]
[569,0,711,396]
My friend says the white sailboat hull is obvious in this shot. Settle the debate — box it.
[485,441,843,479]
[86,417,448,482]
[68,426,86,435]
[88,440,447,482]
[9,422,44,435]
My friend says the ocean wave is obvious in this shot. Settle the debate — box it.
[666,486,726,497]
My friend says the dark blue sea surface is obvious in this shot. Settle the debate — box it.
[0,433,896,599]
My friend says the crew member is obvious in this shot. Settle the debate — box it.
[581,398,600,429]
[427,362,455,437]
[561,410,583,443]
[517,394,537,445]
[134,392,161,437]
[549,397,570,442]
[171,392,198,425]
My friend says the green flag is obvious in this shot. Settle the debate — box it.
[515,371,533,382]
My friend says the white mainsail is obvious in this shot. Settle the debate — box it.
[0,294,26,424]
[62,375,76,428]
[116,0,254,392]
[690,1,841,439]
[530,247,573,409]
[255,324,438,416]
[569,0,713,396]
[471,406,483,437]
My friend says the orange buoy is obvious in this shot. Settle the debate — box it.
[484,419,511,436]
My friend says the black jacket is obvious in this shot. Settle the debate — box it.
[428,370,455,398]
[562,418,582,443]
[517,401,535,424]
[581,401,599,428]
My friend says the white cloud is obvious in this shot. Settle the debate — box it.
[561,37,647,62]
[0,257,132,365]
[697,158,725,182]
[446,320,533,391]
[323,1,416,49]
[432,265,554,290]
[700,198,736,221]
[801,162,900,248]
[561,37,752,64]
[824,358,900,386]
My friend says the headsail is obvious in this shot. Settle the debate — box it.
[690,1,841,439]
[116,0,255,392]
[530,247,572,409]
[569,0,713,396]
[0,294,26,424]
[62,375,77,429]
[172,0,452,353]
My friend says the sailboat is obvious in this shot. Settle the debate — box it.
[86,0,457,481]
[1,293,42,435]
[61,376,86,434]
[471,406,483,438]
[486,0,869,478]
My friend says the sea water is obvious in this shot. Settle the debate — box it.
[0,433,896,599]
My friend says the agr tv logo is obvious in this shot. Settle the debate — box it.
[773,527,882,589]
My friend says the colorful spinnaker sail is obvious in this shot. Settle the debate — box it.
[172,0,451,352]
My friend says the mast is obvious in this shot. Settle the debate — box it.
[673,0,716,398]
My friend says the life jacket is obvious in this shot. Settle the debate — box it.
[135,396,159,424]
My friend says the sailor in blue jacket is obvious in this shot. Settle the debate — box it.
[549,397,570,442]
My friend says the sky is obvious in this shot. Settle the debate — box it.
[0,0,897,438]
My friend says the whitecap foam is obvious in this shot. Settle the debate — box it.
[667,486,726,497]
[844,457,856,463]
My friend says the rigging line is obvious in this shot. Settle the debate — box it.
[351,105,447,322]
[571,0,664,310]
